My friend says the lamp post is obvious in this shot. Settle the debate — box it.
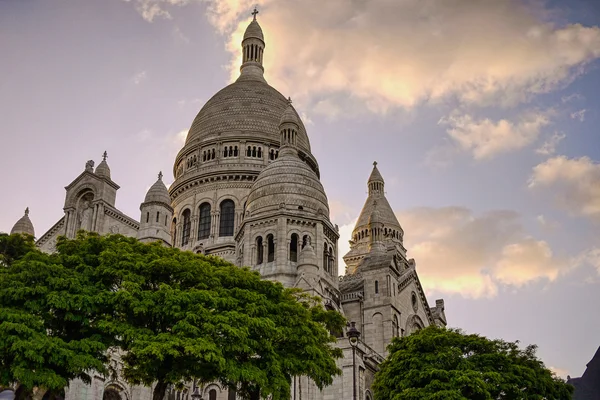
[190,380,203,400]
[347,321,361,400]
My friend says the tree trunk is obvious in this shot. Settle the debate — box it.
[14,385,32,400]
[32,387,48,400]
[249,387,260,400]
[152,381,168,400]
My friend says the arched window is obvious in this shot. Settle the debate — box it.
[256,236,264,264]
[323,244,328,273]
[257,147,262,158]
[209,389,217,400]
[247,146,252,157]
[156,211,160,223]
[198,203,211,239]
[171,217,177,244]
[393,314,400,337]
[211,149,215,159]
[252,146,257,157]
[375,280,379,294]
[219,200,235,237]
[181,209,191,246]
[290,233,298,262]
[234,146,238,156]
[146,212,149,223]
[223,148,228,157]
[267,234,275,262]
[328,246,334,274]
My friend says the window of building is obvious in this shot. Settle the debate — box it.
[219,200,235,237]
[256,236,263,264]
[290,233,298,262]
[181,209,191,246]
[323,244,328,272]
[198,203,211,239]
[375,280,379,294]
[171,218,177,244]
[267,234,275,262]
[146,212,149,223]
[156,211,159,223]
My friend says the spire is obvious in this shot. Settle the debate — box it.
[96,150,111,179]
[368,161,384,195]
[158,171,163,181]
[10,207,35,237]
[239,8,266,80]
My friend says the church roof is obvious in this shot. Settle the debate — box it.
[10,208,35,237]
[243,19,264,42]
[279,101,300,127]
[353,164,403,234]
[144,172,171,205]
[246,143,329,219]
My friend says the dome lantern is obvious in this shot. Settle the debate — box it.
[278,98,301,157]
[95,151,111,180]
[240,7,266,80]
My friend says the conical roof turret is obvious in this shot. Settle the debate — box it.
[10,207,35,237]
[353,162,403,242]
[95,151,111,179]
[144,172,171,205]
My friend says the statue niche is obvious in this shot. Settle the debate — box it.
[76,193,95,232]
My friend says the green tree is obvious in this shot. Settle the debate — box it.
[0,233,112,400]
[373,326,573,400]
[56,233,344,400]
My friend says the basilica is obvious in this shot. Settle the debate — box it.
[8,14,446,400]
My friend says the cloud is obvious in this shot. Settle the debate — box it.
[132,70,148,84]
[535,132,566,156]
[570,109,587,121]
[397,207,569,298]
[337,219,357,275]
[123,0,193,22]
[200,0,600,113]
[573,247,600,275]
[529,156,600,221]
[561,93,584,103]
[440,111,551,160]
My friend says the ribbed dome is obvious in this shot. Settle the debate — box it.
[144,172,171,204]
[183,79,311,152]
[10,208,35,237]
[244,19,264,42]
[280,102,300,126]
[95,160,111,179]
[246,150,329,218]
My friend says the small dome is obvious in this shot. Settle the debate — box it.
[279,101,300,127]
[10,208,35,237]
[246,150,329,218]
[243,19,264,42]
[95,151,111,179]
[144,172,171,204]
[298,242,318,266]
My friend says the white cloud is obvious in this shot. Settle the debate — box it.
[529,156,600,221]
[535,132,566,156]
[203,0,600,113]
[570,109,587,121]
[397,207,570,298]
[124,0,193,22]
[337,219,356,275]
[441,111,551,160]
[132,70,148,84]
[573,247,600,275]
[561,93,584,103]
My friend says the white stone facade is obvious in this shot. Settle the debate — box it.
[8,15,446,400]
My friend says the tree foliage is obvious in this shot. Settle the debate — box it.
[1,232,344,400]
[373,326,573,400]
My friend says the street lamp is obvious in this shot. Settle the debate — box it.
[190,383,203,400]
[347,321,361,400]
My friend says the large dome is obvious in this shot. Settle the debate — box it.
[184,77,311,152]
[246,147,329,218]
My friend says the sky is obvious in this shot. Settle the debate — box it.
[1,0,599,379]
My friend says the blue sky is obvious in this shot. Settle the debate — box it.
[1,0,599,379]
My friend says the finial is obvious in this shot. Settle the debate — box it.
[287,97,292,105]
[251,7,259,20]
[25,207,29,216]
[158,171,163,181]
[102,151,108,162]
[373,161,377,167]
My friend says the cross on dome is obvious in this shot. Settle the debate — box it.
[158,171,163,181]
[373,161,377,167]
[252,7,259,20]
[287,97,292,105]
[25,207,29,216]
[102,151,108,161]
